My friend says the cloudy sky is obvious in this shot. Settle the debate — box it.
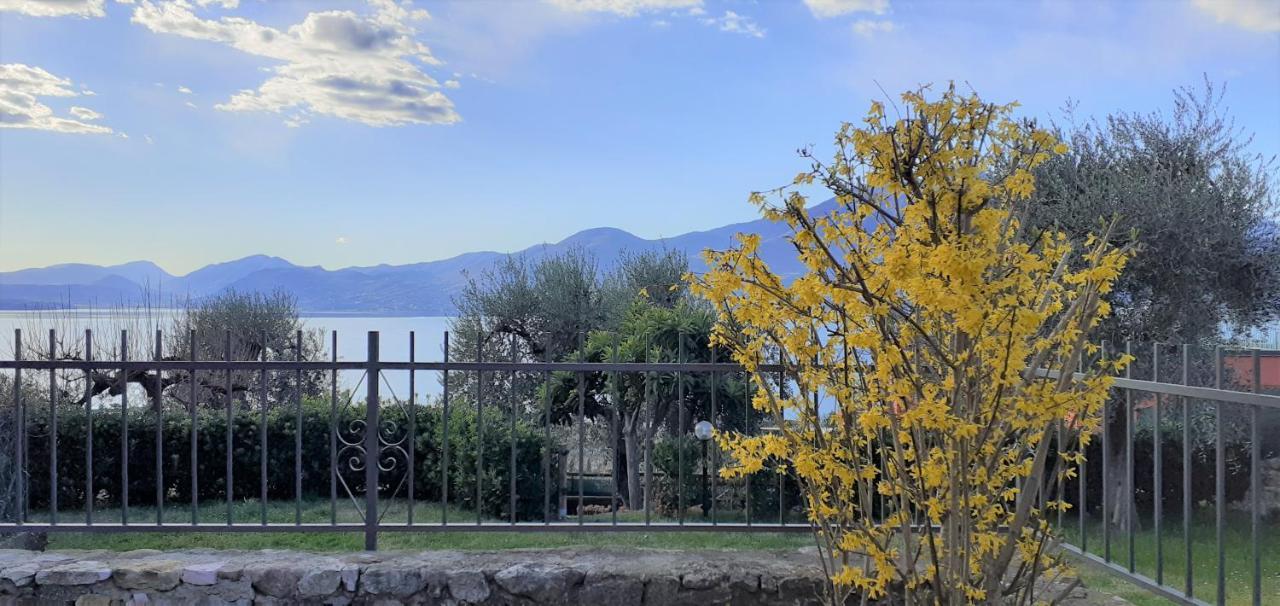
[1,0,1277,274]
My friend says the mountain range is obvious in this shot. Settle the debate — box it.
[0,200,835,315]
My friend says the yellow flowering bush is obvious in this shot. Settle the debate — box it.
[689,86,1133,605]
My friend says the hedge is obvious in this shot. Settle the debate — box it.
[16,399,559,521]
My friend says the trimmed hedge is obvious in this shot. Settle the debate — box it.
[19,399,559,521]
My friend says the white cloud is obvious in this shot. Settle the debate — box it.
[701,10,764,38]
[177,85,193,94]
[144,134,155,144]
[68,106,103,120]
[184,100,197,108]
[547,0,761,37]
[335,236,349,245]
[0,64,113,134]
[443,79,460,89]
[546,0,701,17]
[1192,0,1280,32]
[851,19,895,36]
[129,0,460,127]
[0,0,105,18]
[803,0,887,19]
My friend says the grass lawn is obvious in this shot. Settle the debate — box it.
[34,498,811,552]
[30,500,1275,605]
[1059,509,1279,606]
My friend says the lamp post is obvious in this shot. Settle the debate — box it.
[694,420,714,518]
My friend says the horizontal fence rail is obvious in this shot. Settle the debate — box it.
[1,330,1276,605]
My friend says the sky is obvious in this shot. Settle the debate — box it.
[1,0,1277,275]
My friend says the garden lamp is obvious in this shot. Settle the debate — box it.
[694,420,714,517]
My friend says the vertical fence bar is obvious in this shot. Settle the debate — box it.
[442,332,451,526]
[1215,346,1225,605]
[261,335,268,526]
[122,330,130,525]
[610,337,619,527]
[294,330,302,526]
[190,330,198,526]
[1078,413,1086,550]
[541,340,550,525]
[677,332,685,526]
[1153,343,1163,585]
[745,367,753,526]
[779,363,786,526]
[224,330,232,526]
[408,331,416,526]
[12,330,21,526]
[1182,343,1192,598]
[85,329,93,526]
[1126,340,1134,573]
[48,330,58,526]
[577,331,585,526]
[1102,340,1111,562]
[509,333,517,526]
[330,331,338,526]
[644,337,653,526]
[710,346,718,526]
[364,331,380,550]
[154,330,163,525]
[475,339,483,527]
[1250,349,1261,606]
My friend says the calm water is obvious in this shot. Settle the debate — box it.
[0,310,454,400]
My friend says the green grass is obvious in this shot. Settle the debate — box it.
[1058,509,1279,606]
[31,500,1275,605]
[34,498,810,552]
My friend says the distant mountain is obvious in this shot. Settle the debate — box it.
[0,260,172,287]
[0,200,838,314]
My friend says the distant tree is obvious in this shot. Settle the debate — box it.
[1028,79,1280,530]
[549,297,755,509]
[169,290,326,409]
[448,248,743,507]
[1029,79,1278,346]
[16,289,324,412]
[446,248,689,400]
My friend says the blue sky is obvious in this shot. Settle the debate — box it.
[1,0,1277,274]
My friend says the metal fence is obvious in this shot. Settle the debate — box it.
[1,330,1276,606]
[0,329,804,548]
[1054,344,1279,606]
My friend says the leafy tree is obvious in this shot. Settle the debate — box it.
[446,248,690,404]
[170,290,326,410]
[550,298,755,509]
[15,289,323,412]
[449,248,749,508]
[692,86,1131,604]
[1029,79,1278,345]
[1028,80,1280,528]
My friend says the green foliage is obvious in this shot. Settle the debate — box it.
[18,398,558,521]
[1029,79,1278,345]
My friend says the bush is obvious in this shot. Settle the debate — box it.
[18,398,559,521]
[652,435,802,521]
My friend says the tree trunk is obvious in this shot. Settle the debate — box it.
[624,429,643,510]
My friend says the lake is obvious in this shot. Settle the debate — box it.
[0,310,455,401]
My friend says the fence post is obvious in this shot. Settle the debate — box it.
[365,331,380,550]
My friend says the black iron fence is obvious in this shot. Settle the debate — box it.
[1,330,1276,606]
[1054,345,1279,606]
[0,329,802,546]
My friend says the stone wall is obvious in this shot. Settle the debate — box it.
[0,547,839,605]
